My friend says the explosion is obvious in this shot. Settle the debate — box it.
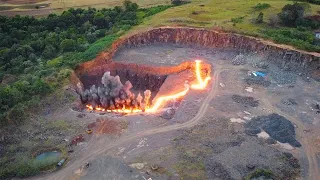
[81,60,211,113]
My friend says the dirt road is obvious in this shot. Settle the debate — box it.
[32,68,221,180]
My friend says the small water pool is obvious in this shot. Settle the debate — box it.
[35,151,61,163]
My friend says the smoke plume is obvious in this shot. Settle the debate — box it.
[81,71,151,111]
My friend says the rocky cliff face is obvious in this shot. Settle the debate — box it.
[122,27,319,72]
[74,27,320,88]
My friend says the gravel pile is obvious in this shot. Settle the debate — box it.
[252,61,269,69]
[269,68,297,84]
[245,114,301,147]
[245,76,271,87]
[231,95,259,107]
[232,54,246,65]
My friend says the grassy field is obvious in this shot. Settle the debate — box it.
[50,0,171,9]
[0,0,171,11]
[133,0,320,37]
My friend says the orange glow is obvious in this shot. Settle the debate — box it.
[146,88,189,113]
[86,104,142,113]
[85,60,211,114]
[191,60,211,90]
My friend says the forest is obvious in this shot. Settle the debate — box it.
[0,1,172,126]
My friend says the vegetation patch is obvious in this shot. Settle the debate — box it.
[245,168,274,180]
[0,0,174,126]
[262,28,320,52]
[231,16,245,23]
[252,3,271,11]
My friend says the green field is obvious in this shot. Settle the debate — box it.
[133,0,320,40]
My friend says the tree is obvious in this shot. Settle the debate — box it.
[43,45,57,59]
[256,12,264,24]
[171,0,183,5]
[60,39,77,52]
[93,12,107,28]
[278,3,307,27]
[123,0,138,12]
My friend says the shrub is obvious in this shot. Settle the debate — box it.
[278,3,308,27]
[256,12,264,23]
[252,3,271,11]
[60,39,77,52]
[262,28,320,52]
[171,0,189,6]
[245,168,274,180]
[46,57,62,68]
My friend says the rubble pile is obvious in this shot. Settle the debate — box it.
[232,54,246,65]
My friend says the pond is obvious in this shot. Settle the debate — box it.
[35,151,61,163]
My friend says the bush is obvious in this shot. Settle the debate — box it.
[296,16,320,29]
[46,57,62,68]
[60,39,77,52]
[278,3,308,27]
[171,0,185,6]
[262,28,320,52]
[139,5,173,18]
[245,168,274,180]
[256,12,264,23]
[252,3,271,11]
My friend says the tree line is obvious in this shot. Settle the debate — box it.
[0,1,173,126]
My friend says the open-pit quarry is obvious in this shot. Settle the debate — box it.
[33,27,320,180]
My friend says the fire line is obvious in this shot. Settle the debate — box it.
[85,60,211,113]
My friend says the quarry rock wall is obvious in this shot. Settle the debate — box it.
[74,27,320,86]
[121,27,319,72]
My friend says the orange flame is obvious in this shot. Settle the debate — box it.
[85,60,211,114]
[146,88,189,113]
[191,60,211,90]
[146,60,211,113]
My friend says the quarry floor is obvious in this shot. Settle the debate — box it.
[27,45,320,180]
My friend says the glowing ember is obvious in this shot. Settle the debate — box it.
[85,60,211,113]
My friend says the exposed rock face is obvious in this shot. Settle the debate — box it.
[75,27,319,76]
[122,27,319,72]
[73,27,319,91]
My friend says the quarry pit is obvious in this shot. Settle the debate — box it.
[35,27,320,180]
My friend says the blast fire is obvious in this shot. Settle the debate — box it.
[80,60,211,113]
